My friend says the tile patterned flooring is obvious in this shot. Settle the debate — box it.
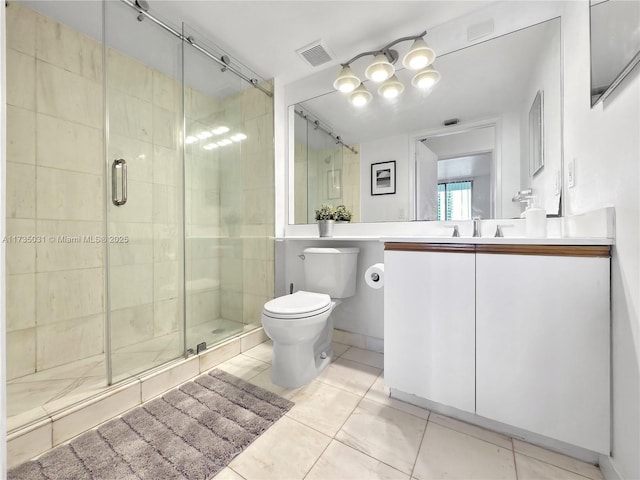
[214,341,605,480]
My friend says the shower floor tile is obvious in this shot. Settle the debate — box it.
[6,317,250,433]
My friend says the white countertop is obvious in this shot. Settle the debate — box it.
[380,236,614,245]
[279,236,613,245]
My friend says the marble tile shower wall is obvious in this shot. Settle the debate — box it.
[6,3,105,380]
[5,2,275,380]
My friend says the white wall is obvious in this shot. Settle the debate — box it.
[562,3,640,478]
[360,134,411,222]
[281,240,384,340]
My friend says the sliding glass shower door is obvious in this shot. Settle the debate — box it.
[182,23,275,351]
[105,1,185,382]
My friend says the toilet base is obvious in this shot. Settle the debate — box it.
[271,341,332,388]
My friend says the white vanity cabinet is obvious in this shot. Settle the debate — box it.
[475,246,610,454]
[384,242,610,454]
[384,245,476,413]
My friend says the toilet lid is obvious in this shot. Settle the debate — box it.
[263,291,331,318]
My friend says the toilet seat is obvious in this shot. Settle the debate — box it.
[263,291,331,319]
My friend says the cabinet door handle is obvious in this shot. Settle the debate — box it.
[111,158,127,206]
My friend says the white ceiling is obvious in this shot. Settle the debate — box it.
[133,1,496,84]
[24,1,497,95]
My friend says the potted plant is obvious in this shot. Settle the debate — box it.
[334,205,352,223]
[314,204,336,237]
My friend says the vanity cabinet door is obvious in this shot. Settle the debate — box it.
[475,253,610,454]
[384,249,475,413]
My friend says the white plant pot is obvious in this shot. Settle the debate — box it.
[317,220,335,237]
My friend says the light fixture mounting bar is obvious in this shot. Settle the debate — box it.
[341,31,427,67]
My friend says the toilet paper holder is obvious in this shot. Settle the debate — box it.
[365,263,385,289]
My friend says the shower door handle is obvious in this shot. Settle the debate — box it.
[111,158,128,206]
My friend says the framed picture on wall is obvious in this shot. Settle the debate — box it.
[529,90,544,176]
[327,169,342,199]
[371,160,396,195]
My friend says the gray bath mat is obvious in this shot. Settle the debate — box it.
[9,369,294,480]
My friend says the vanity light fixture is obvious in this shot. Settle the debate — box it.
[348,83,373,107]
[334,31,439,105]
[365,53,396,82]
[411,65,441,89]
[333,65,361,93]
[378,74,405,99]
[402,38,436,70]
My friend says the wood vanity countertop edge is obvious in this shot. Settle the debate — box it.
[384,242,611,257]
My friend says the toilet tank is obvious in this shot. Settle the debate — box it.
[303,247,360,298]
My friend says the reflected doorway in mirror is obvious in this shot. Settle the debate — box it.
[371,160,396,195]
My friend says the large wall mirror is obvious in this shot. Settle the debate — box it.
[290,17,562,224]
[590,0,640,106]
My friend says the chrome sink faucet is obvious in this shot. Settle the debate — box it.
[444,224,460,237]
[472,217,481,237]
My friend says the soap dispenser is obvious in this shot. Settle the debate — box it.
[524,196,546,238]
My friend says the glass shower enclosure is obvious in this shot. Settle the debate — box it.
[4,0,274,432]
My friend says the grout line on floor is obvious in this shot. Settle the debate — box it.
[227,466,247,480]
[409,412,430,480]
[512,437,520,480]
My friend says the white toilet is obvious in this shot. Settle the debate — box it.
[261,247,359,388]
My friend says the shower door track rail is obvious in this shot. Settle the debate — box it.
[120,0,273,97]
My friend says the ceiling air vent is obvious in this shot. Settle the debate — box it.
[296,40,334,68]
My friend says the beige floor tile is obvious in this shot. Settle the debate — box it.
[341,346,384,369]
[287,380,361,436]
[413,422,516,480]
[306,440,409,480]
[332,341,351,358]
[242,340,273,364]
[515,453,598,480]
[213,467,246,480]
[216,354,270,381]
[513,440,603,480]
[336,398,427,474]
[428,413,512,450]
[316,357,380,396]
[246,367,303,400]
[229,416,331,480]
[364,372,430,420]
